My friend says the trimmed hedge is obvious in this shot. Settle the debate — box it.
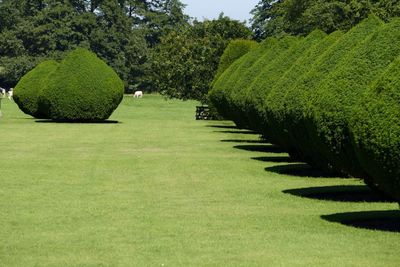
[211,36,297,128]
[242,30,325,133]
[209,37,295,126]
[213,39,259,83]
[350,56,400,202]
[225,36,297,129]
[13,60,59,119]
[302,18,400,178]
[264,31,343,151]
[39,48,124,121]
[280,16,384,173]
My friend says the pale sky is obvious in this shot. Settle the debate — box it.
[181,0,260,23]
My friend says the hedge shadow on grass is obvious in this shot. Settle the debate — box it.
[321,210,400,233]
[215,130,259,135]
[265,163,337,178]
[252,156,296,163]
[207,125,239,129]
[283,185,392,203]
[234,144,286,153]
[221,139,268,144]
[35,119,120,124]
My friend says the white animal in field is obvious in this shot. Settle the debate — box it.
[7,88,13,100]
[0,88,5,98]
[134,91,143,98]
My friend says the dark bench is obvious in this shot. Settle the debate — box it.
[196,105,213,120]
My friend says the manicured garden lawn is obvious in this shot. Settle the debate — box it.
[0,95,399,266]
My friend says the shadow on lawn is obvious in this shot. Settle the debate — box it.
[35,119,120,124]
[322,210,400,233]
[283,185,392,203]
[221,139,268,144]
[207,125,239,130]
[234,144,287,154]
[265,163,337,178]
[252,156,296,163]
[215,130,259,135]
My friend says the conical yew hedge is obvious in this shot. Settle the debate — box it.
[39,48,124,121]
[13,60,59,119]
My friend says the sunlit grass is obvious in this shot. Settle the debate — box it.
[0,95,399,266]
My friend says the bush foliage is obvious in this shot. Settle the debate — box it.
[243,30,325,133]
[213,39,259,83]
[14,60,59,119]
[39,48,124,121]
[209,36,297,127]
[224,36,297,129]
[350,56,400,202]
[210,16,400,200]
[263,31,342,151]
[279,16,384,171]
[303,18,400,178]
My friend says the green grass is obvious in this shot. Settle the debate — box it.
[0,95,399,266]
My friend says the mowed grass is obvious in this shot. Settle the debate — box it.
[0,94,399,266]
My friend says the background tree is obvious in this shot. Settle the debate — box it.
[151,14,251,102]
[251,0,400,39]
[0,0,188,90]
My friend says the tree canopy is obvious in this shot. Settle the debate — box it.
[151,15,251,103]
[0,0,189,89]
[251,0,400,39]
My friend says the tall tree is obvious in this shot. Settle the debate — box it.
[151,15,251,102]
[251,0,400,38]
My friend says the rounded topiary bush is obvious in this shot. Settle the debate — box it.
[302,18,400,178]
[281,16,383,173]
[39,48,124,121]
[350,56,400,202]
[213,39,259,83]
[13,60,59,119]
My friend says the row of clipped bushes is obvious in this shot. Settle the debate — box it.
[209,16,400,203]
[14,48,124,121]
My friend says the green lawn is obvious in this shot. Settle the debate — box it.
[0,95,399,266]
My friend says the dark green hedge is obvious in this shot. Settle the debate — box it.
[39,48,124,121]
[302,18,400,178]
[264,31,343,151]
[224,36,297,129]
[279,16,384,173]
[213,39,259,84]
[242,30,325,134]
[209,37,293,127]
[13,60,59,119]
[350,56,400,202]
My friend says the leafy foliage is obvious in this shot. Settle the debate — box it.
[0,55,46,88]
[151,15,251,103]
[251,0,400,39]
[13,60,59,119]
[280,16,383,173]
[303,18,400,178]
[264,30,343,151]
[209,37,295,126]
[213,39,258,84]
[351,56,400,202]
[240,31,324,133]
[39,48,124,121]
[0,0,187,89]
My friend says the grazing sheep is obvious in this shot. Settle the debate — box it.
[7,88,13,100]
[134,91,143,98]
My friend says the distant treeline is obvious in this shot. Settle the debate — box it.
[2,0,400,102]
